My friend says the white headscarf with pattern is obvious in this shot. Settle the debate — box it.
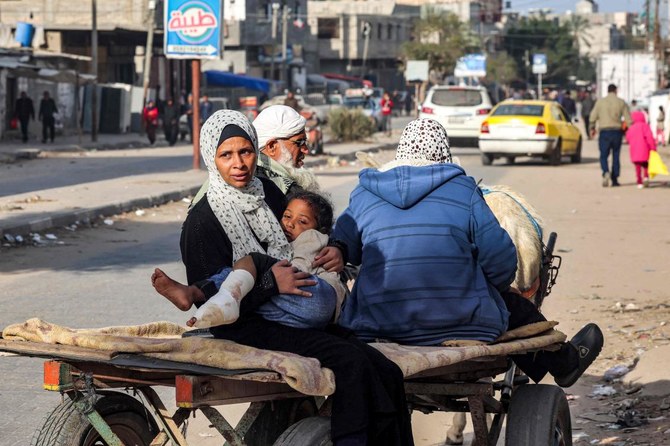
[379,118,453,172]
[201,110,292,262]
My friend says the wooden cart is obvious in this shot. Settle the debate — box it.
[0,234,566,446]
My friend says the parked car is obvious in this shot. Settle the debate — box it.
[259,94,319,120]
[304,92,344,123]
[344,96,384,131]
[178,97,230,141]
[478,100,582,166]
[419,86,493,147]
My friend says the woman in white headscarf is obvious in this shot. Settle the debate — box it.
[179,110,414,446]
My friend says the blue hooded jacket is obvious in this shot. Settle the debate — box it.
[333,163,515,345]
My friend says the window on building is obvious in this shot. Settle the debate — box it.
[318,18,339,39]
[396,24,402,40]
[258,1,270,21]
[377,23,382,39]
[387,23,393,39]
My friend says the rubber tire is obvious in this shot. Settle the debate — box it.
[549,139,562,166]
[273,416,332,446]
[505,384,572,446]
[505,156,515,164]
[245,397,319,446]
[30,392,159,446]
[481,153,494,166]
[571,138,582,163]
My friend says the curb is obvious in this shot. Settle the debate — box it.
[0,139,173,164]
[0,185,202,240]
[0,141,398,239]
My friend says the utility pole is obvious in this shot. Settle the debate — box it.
[142,1,156,120]
[270,3,279,80]
[191,60,201,170]
[654,0,661,57]
[91,0,98,142]
[654,0,663,87]
[645,0,651,50]
[361,21,371,78]
[281,5,289,87]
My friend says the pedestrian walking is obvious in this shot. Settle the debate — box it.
[380,92,394,136]
[183,93,194,142]
[656,106,665,146]
[283,90,301,112]
[560,90,577,122]
[625,110,657,188]
[589,84,632,187]
[163,98,179,146]
[142,100,159,145]
[580,91,595,139]
[199,94,214,124]
[38,91,58,143]
[14,91,35,143]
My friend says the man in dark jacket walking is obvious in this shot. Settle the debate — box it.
[38,91,58,143]
[14,91,35,143]
[560,90,577,121]
[163,98,180,146]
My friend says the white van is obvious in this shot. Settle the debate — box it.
[419,86,493,147]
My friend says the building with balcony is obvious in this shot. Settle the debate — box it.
[307,0,419,92]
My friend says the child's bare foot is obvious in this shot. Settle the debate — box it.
[186,317,197,327]
[151,268,196,311]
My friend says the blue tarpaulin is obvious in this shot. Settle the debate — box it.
[205,71,274,93]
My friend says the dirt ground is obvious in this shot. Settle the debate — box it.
[359,140,670,445]
[466,140,670,446]
[2,138,669,445]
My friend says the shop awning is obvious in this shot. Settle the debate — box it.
[205,71,275,94]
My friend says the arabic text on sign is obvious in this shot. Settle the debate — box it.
[168,9,217,38]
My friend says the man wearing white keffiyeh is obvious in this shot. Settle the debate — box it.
[176,109,414,446]
[189,105,319,207]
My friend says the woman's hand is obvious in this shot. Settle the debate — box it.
[272,260,317,297]
[312,246,344,273]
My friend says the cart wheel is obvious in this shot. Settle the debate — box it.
[505,384,572,446]
[273,416,332,446]
[30,392,159,446]
[505,156,515,165]
[245,397,319,446]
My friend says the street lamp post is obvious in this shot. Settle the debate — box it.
[361,21,371,78]
[91,0,98,142]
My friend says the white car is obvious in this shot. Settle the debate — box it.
[419,86,493,146]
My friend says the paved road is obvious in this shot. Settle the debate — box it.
[9,138,657,445]
[0,148,491,446]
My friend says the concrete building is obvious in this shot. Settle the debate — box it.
[308,0,419,90]
[398,0,502,35]
[307,0,419,92]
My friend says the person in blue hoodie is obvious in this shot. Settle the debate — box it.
[332,118,603,388]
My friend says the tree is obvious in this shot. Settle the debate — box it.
[502,14,595,85]
[566,14,592,56]
[486,51,518,86]
[401,7,477,80]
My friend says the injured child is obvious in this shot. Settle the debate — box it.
[152,191,347,329]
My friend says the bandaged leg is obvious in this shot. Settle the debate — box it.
[191,269,255,328]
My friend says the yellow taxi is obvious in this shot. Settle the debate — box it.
[478,100,582,166]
